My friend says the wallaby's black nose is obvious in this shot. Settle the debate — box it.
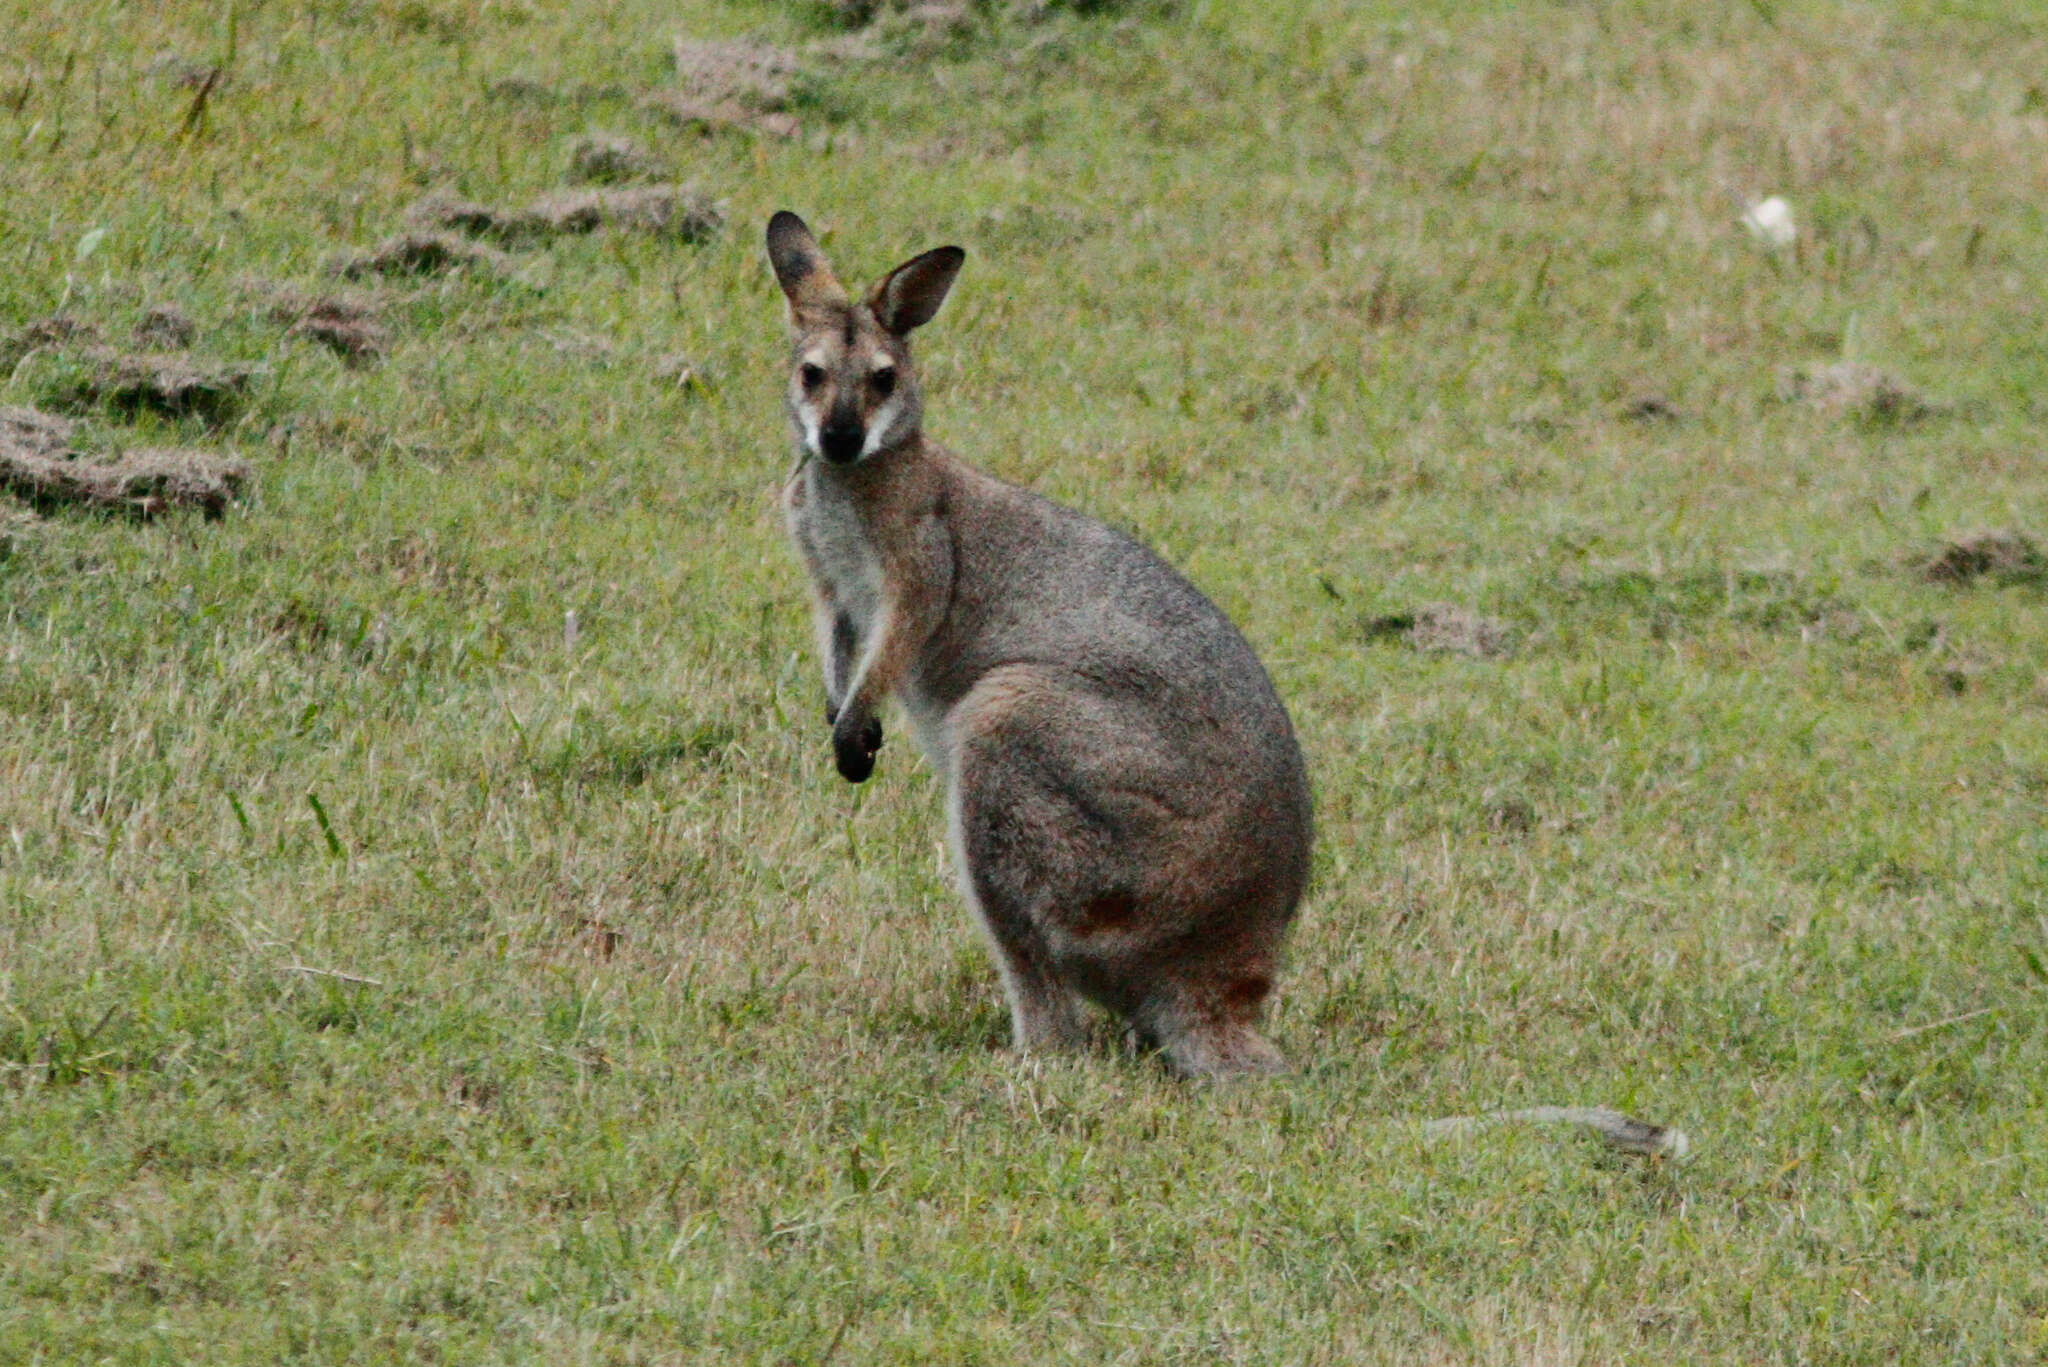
[820,423,864,464]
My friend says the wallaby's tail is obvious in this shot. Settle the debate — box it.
[1422,1106,1690,1157]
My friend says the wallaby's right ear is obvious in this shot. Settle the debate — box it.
[868,245,965,336]
[766,211,849,324]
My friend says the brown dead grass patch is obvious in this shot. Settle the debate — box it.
[0,406,249,518]
[290,300,390,366]
[243,282,394,366]
[408,186,724,245]
[1363,604,1518,659]
[637,90,802,139]
[669,36,802,109]
[1909,530,2047,587]
[132,306,198,350]
[327,232,515,280]
[51,348,254,424]
[1777,361,1935,422]
[566,134,665,185]
[0,315,100,365]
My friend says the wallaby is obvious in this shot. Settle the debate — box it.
[759,212,1694,1147]
[765,210,1314,1076]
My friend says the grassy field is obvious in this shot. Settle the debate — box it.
[4,0,2047,1360]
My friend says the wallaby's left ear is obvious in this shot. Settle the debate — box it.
[767,210,850,324]
[868,245,965,336]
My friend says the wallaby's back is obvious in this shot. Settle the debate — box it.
[915,457,1309,849]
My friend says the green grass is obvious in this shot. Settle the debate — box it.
[4,0,2048,1360]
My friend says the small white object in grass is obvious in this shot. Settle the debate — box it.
[564,609,581,651]
[1742,196,1796,247]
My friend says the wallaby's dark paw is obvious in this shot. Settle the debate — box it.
[832,714,882,783]
[824,697,838,727]
[834,736,875,783]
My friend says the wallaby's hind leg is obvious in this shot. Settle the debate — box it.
[949,674,1291,1076]
[979,902,1089,1053]
[945,779,1088,1054]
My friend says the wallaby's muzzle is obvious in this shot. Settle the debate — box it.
[819,420,865,465]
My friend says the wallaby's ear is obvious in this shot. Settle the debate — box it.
[867,245,965,337]
[766,211,849,323]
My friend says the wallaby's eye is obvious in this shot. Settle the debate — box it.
[799,363,826,391]
[869,367,897,398]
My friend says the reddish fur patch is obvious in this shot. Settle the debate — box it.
[1222,975,1272,1010]
[1078,890,1138,935]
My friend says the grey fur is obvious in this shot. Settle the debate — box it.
[767,213,1313,1076]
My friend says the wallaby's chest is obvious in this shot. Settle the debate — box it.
[786,469,885,626]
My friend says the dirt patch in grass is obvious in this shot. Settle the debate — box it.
[1,405,249,518]
[1909,530,2047,587]
[327,231,515,280]
[567,134,665,184]
[408,185,723,245]
[1363,604,1517,659]
[1777,361,1936,423]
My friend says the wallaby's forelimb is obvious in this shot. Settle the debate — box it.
[1422,1106,1691,1158]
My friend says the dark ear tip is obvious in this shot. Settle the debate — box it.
[767,209,808,242]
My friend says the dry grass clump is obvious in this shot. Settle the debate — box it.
[289,298,391,366]
[1777,361,1935,422]
[0,406,249,518]
[637,89,803,139]
[637,35,816,138]
[669,36,803,108]
[566,133,665,185]
[407,186,724,244]
[51,349,254,424]
[1363,604,1518,659]
[6,315,252,422]
[0,314,99,365]
[1910,530,2047,587]
[511,186,724,242]
[326,231,515,280]
[132,305,198,350]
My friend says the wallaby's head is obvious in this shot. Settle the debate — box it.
[766,210,964,466]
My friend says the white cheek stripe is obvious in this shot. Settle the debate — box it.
[861,396,903,458]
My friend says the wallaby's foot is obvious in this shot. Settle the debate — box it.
[1159,1021,1289,1079]
[1004,979,1088,1054]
